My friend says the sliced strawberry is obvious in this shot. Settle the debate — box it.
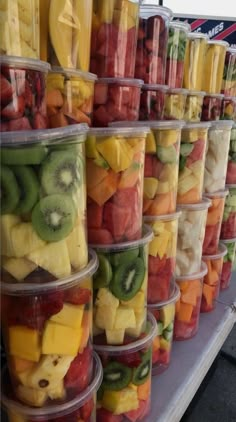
[0,74,14,105]
[33,112,48,129]
[65,287,91,305]
[1,96,25,120]
[65,346,92,392]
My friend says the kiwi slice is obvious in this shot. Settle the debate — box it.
[110,257,145,301]
[32,194,75,242]
[1,146,48,165]
[41,150,82,195]
[93,254,113,289]
[132,350,151,386]
[102,362,132,391]
[12,166,39,215]
[110,248,139,267]
[1,166,20,214]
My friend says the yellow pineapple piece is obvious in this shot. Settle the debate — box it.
[144,178,158,199]
[50,303,84,329]
[47,381,65,400]
[114,306,136,330]
[155,129,179,146]
[1,214,21,256]
[105,329,125,344]
[66,223,88,270]
[97,0,115,23]
[121,291,145,309]
[1,256,37,281]
[95,305,117,330]
[102,388,139,415]
[16,385,47,407]
[96,137,133,172]
[95,288,119,308]
[8,409,27,422]
[145,132,156,153]
[126,308,146,337]
[149,231,171,259]
[160,304,175,329]
[11,223,46,258]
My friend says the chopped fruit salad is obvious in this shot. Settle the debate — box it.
[221,47,236,96]
[220,239,236,290]
[220,96,236,120]
[183,91,205,122]
[203,190,228,255]
[226,125,236,184]
[201,94,223,121]
[164,89,188,120]
[220,186,236,239]
[183,33,208,91]
[139,84,168,121]
[202,41,228,94]
[165,22,189,88]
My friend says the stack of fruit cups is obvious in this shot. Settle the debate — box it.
[221,47,236,97]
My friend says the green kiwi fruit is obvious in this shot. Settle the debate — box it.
[13,166,39,215]
[32,194,75,242]
[110,257,145,301]
[1,166,20,214]
[102,362,132,391]
[110,248,139,267]
[132,350,151,386]
[93,254,113,289]
[1,146,48,165]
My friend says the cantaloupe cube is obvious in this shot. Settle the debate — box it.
[203,284,215,306]
[176,303,193,322]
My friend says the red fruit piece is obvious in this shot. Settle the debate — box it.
[158,349,170,364]
[87,201,103,228]
[113,187,138,209]
[94,83,108,104]
[65,287,91,305]
[125,399,150,422]
[25,80,33,107]
[103,202,131,242]
[226,161,236,184]
[88,228,113,244]
[148,255,167,275]
[0,74,14,105]
[33,112,48,129]
[1,96,25,120]
[65,346,92,392]
[3,117,32,131]
[80,397,94,420]
[97,408,123,422]
[116,351,142,368]
[188,139,205,163]
[144,154,153,177]
[148,274,170,302]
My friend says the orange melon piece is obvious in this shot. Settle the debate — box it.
[206,208,220,226]
[205,268,219,286]
[176,302,194,322]
[47,106,59,117]
[11,357,35,373]
[178,281,190,292]
[181,288,198,307]
[118,163,140,189]
[62,103,91,125]
[137,378,151,401]
[148,192,173,215]
[49,111,68,128]
[202,284,215,306]
[46,89,64,108]
[88,170,118,206]
[86,159,108,190]
[177,186,199,204]
[143,198,153,213]
[212,257,223,273]
[175,298,181,313]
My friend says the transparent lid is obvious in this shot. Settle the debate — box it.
[203,188,229,199]
[169,21,191,32]
[0,55,51,72]
[148,283,180,309]
[209,120,234,130]
[188,32,209,40]
[204,93,224,99]
[223,96,236,102]
[187,90,206,96]
[227,47,236,54]
[176,261,208,281]
[177,198,211,211]
[144,211,181,222]
[51,66,97,81]
[207,40,229,47]
[110,120,185,130]
[142,83,169,91]
[220,237,236,244]
[182,122,211,130]
[167,88,189,95]
[89,126,150,137]
[202,242,227,260]
[140,4,173,19]
[96,78,143,87]
[225,184,236,190]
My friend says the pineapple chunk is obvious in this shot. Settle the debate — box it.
[149,231,170,259]
[178,174,198,195]
[152,221,165,235]
[121,291,145,309]
[47,381,65,400]
[96,137,133,173]
[1,256,37,281]
[95,288,119,308]
[50,303,84,329]
[160,304,175,329]
[144,178,158,199]
[66,223,88,270]
[0,215,21,256]
[9,326,41,362]
[7,409,26,422]
[126,308,146,337]
[42,321,82,355]
[114,306,136,330]
[95,305,117,330]
[11,223,46,257]
[16,385,47,407]
[160,338,171,351]
[102,388,139,414]
[106,329,125,345]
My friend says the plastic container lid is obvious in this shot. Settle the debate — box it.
[176,261,208,281]
[1,353,102,419]
[144,211,181,222]
[188,32,209,40]
[227,47,236,54]
[209,120,234,130]
[202,242,227,260]
[182,122,212,130]
[204,188,229,199]
[148,283,180,309]
[187,90,206,96]
[207,40,229,47]
[142,83,169,91]
[225,184,236,191]
[110,120,185,130]
[50,66,97,81]
[220,237,236,243]
[167,88,189,95]
[177,198,212,211]
[140,4,173,19]
[0,55,51,72]
[169,21,191,32]
[222,96,236,101]
[89,126,150,137]
[96,78,144,87]
[204,93,224,99]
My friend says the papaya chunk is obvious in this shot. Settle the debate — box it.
[176,302,194,322]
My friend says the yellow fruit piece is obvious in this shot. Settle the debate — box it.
[114,306,136,329]
[178,174,198,195]
[156,181,170,194]
[155,129,179,146]
[16,385,47,407]
[178,167,192,182]
[121,291,145,308]
[47,381,65,400]
[86,135,100,159]
[66,223,88,270]
[0,215,21,256]
[152,221,165,235]
[73,0,92,71]
[97,0,115,23]
[95,306,117,330]
[149,231,171,259]
[126,308,146,337]
[96,137,133,173]
[95,288,119,308]
[11,223,46,258]
[11,357,35,374]
[1,256,37,281]
[153,336,160,352]
[102,388,139,415]
[42,321,82,355]
[50,303,84,329]
[40,0,50,61]
[160,304,175,329]
[9,326,40,362]
[105,329,125,345]
[144,177,158,199]
[145,132,156,153]
[113,8,135,31]
[47,73,65,91]
[160,338,171,351]
[8,409,27,422]
[128,383,138,391]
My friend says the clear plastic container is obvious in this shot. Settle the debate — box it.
[184,90,205,122]
[201,243,227,313]
[148,284,180,375]
[164,88,188,120]
[93,78,143,127]
[41,0,92,71]
[174,263,208,340]
[90,0,140,78]
[46,67,97,128]
[203,190,228,255]
[165,21,190,88]
[0,0,39,59]
[226,124,236,184]
[183,33,208,91]
[144,213,180,303]
[139,84,168,120]
[135,5,172,84]
[95,312,157,422]
[178,122,211,204]
[221,47,236,96]
[220,96,236,120]
[0,56,50,132]
[220,238,236,290]
[86,126,149,244]
[176,199,211,276]
[0,124,88,282]
[201,93,224,121]
[91,225,153,345]
[220,185,236,239]
[1,352,102,421]
[0,251,98,407]
[204,120,233,193]
[202,40,229,94]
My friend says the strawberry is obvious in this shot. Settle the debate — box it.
[7,117,32,131]
[0,74,14,105]
[116,351,142,368]
[80,397,94,420]
[1,96,25,120]
[65,287,91,306]
[65,346,92,392]
[33,112,48,129]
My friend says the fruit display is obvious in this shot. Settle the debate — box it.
[201,243,227,313]
[139,84,168,121]
[183,91,205,122]
[93,78,143,127]
[95,313,156,422]
[0,125,89,282]
[0,250,98,407]
[148,284,180,375]
[221,47,236,96]
[40,0,92,71]
[178,122,210,204]
[1,352,102,421]
[203,121,233,193]
[46,67,97,128]
[201,93,223,121]
[174,263,208,340]
[220,238,236,290]
[92,226,153,345]
[86,127,148,244]
[0,56,50,132]
[90,0,139,78]
[144,212,180,303]
[220,96,236,120]
[202,40,229,94]
[176,199,211,276]
[203,190,228,255]
[183,33,208,91]
[226,124,236,184]
[0,0,39,59]
[220,185,236,239]
[135,4,172,84]
[164,88,188,120]
[165,21,190,88]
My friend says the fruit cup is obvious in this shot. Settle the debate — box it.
[201,93,224,121]
[176,199,211,276]
[178,122,211,204]
[201,243,227,313]
[139,84,168,120]
[92,225,153,346]
[148,284,180,375]
[46,67,97,128]
[183,91,205,122]
[135,4,172,84]
[220,96,236,120]
[220,185,236,239]
[144,212,180,303]
[165,21,190,88]
[221,47,236,96]
[93,78,143,127]
[0,124,89,282]
[0,250,97,407]
[86,127,148,244]
[164,88,188,120]
[0,56,50,132]
[95,312,157,422]
[1,352,102,421]
[90,0,139,78]
[40,0,92,71]
[183,33,208,91]
[220,238,236,290]
[226,124,236,184]
[204,121,233,193]
[0,0,39,59]
[202,40,229,94]
[203,190,228,255]
[174,262,208,340]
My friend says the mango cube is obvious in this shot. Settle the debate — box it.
[102,388,139,415]
[9,326,40,362]
[114,306,136,330]
[50,303,84,329]
[42,321,82,355]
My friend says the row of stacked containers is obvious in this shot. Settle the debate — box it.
[0,1,236,421]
